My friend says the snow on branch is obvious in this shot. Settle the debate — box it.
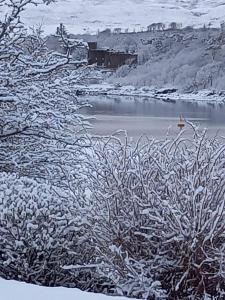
[85,127,225,298]
[0,0,90,183]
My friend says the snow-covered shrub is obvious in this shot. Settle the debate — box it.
[87,127,225,299]
[112,65,133,79]
[0,173,95,288]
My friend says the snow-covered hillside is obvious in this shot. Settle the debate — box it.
[14,0,225,34]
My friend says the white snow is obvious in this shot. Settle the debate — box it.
[74,83,225,104]
[14,0,225,35]
[0,279,134,300]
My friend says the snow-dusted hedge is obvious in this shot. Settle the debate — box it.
[1,128,225,299]
[0,173,99,289]
[86,129,225,299]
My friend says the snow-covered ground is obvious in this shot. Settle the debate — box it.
[75,83,225,104]
[0,279,135,300]
[5,0,225,35]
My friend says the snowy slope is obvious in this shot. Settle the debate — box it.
[13,0,225,35]
[1,0,225,34]
[0,279,135,300]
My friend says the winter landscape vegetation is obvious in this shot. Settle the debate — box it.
[2,0,225,299]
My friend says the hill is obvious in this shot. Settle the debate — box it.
[17,0,225,34]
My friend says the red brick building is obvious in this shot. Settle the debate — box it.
[88,42,138,69]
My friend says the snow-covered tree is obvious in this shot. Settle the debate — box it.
[0,0,90,184]
[0,0,95,288]
[108,28,225,92]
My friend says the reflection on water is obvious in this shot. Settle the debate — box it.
[80,95,225,138]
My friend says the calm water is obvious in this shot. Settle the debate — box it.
[81,95,225,139]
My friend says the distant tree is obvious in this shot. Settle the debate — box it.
[221,21,225,32]
[161,23,166,31]
[147,23,157,32]
[169,22,178,30]
[205,35,223,61]
[98,28,111,36]
[56,23,68,37]
[113,28,122,34]
[183,25,194,32]
[202,24,207,31]
[156,23,165,31]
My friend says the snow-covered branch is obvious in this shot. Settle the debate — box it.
[85,128,225,298]
[0,0,90,182]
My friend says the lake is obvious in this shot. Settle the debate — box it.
[81,95,225,139]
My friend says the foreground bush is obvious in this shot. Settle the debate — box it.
[1,128,225,299]
[0,173,111,292]
[87,128,225,299]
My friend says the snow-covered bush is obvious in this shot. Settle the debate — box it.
[112,65,133,79]
[0,172,115,292]
[87,127,225,299]
[2,119,225,299]
[0,173,91,286]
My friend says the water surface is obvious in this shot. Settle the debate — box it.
[81,95,225,139]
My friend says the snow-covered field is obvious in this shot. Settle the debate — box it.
[9,0,225,34]
[0,279,135,300]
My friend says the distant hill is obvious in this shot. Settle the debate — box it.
[18,0,225,34]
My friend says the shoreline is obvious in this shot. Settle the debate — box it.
[75,83,225,104]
